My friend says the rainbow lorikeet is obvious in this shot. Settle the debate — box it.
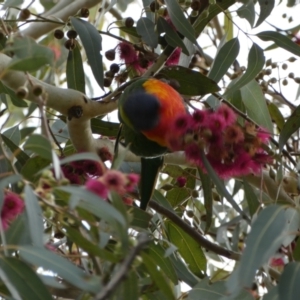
[118,78,186,209]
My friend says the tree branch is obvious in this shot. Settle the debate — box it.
[22,0,102,39]
[149,200,241,260]
[94,233,151,300]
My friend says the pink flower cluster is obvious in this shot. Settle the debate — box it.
[167,104,272,178]
[1,192,24,230]
[62,160,104,184]
[85,169,139,204]
[118,41,180,74]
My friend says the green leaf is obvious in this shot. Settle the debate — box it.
[243,180,259,217]
[279,104,300,151]
[91,118,120,137]
[5,37,54,72]
[226,205,293,295]
[57,185,128,233]
[3,125,21,146]
[159,66,220,96]
[24,185,44,247]
[257,31,300,57]
[65,226,118,262]
[193,0,236,36]
[5,214,31,246]
[224,11,233,41]
[128,205,152,229]
[70,17,103,90]
[268,102,284,131]
[114,271,139,300]
[0,257,52,300]
[1,134,30,167]
[157,17,189,55]
[136,17,158,48]
[169,254,199,287]
[21,156,50,181]
[147,243,178,284]
[141,252,176,299]
[20,127,36,142]
[166,221,206,277]
[19,246,101,294]
[224,43,265,96]
[164,0,196,44]
[66,41,85,93]
[278,262,300,300]
[255,0,275,27]
[240,79,273,133]
[119,26,140,38]
[166,187,190,207]
[50,120,69,143]
[208,38,240,83]
[24,134,52,161]
[200,152,250,222]
[198,168,213,233]
[0,82,28,107]
[188,277,253,300]
[294,237,300,262]
[237,0,255,28]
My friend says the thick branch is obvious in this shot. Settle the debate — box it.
[22,0,102,39]
[0,53,117,118]
[149,200,241,260]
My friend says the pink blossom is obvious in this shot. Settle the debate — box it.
[1,192,24,230]
[166,48,181,66]
[192,110,208,127]
[101,170,127,194]
[123,197,134,206]
[176,176,187,187]
[118,42,137,63]
[82,160,104,177]
[270,257,285,267]
[171,114,192,134]
[257,128,271,144]
[224,125,244,144]
[206,113,227,132]
[126,173,140,192]
[98,147,113,162]
[216,104,237,126]
[85,178,108,199]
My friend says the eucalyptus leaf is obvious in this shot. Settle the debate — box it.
[159,66,220,96]
[255,0,275,28]
[0,81,28,107]
[226,205,293,295]
[24,185,44,247]
[279,104,300,151]
[257,31,300,57]
[278,262,300,300]
[5,37,54,72]
[70,17,103,89]
[19,246,101,294]
[157,17,189,55]
[237,0,255,28]
[164,0,196,44]
[224,43,265,96]
[1,134,30,167]
[66,41,85,93]
[0,257,52,300]
[240,79,273,133]
[208,38,240,83]
[141,252,176,300]
[136,17,158,48]
[24,134,52,161]
[166,221,206,277]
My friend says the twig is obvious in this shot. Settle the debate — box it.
[94,233,151,300]
[148,200,241,260]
